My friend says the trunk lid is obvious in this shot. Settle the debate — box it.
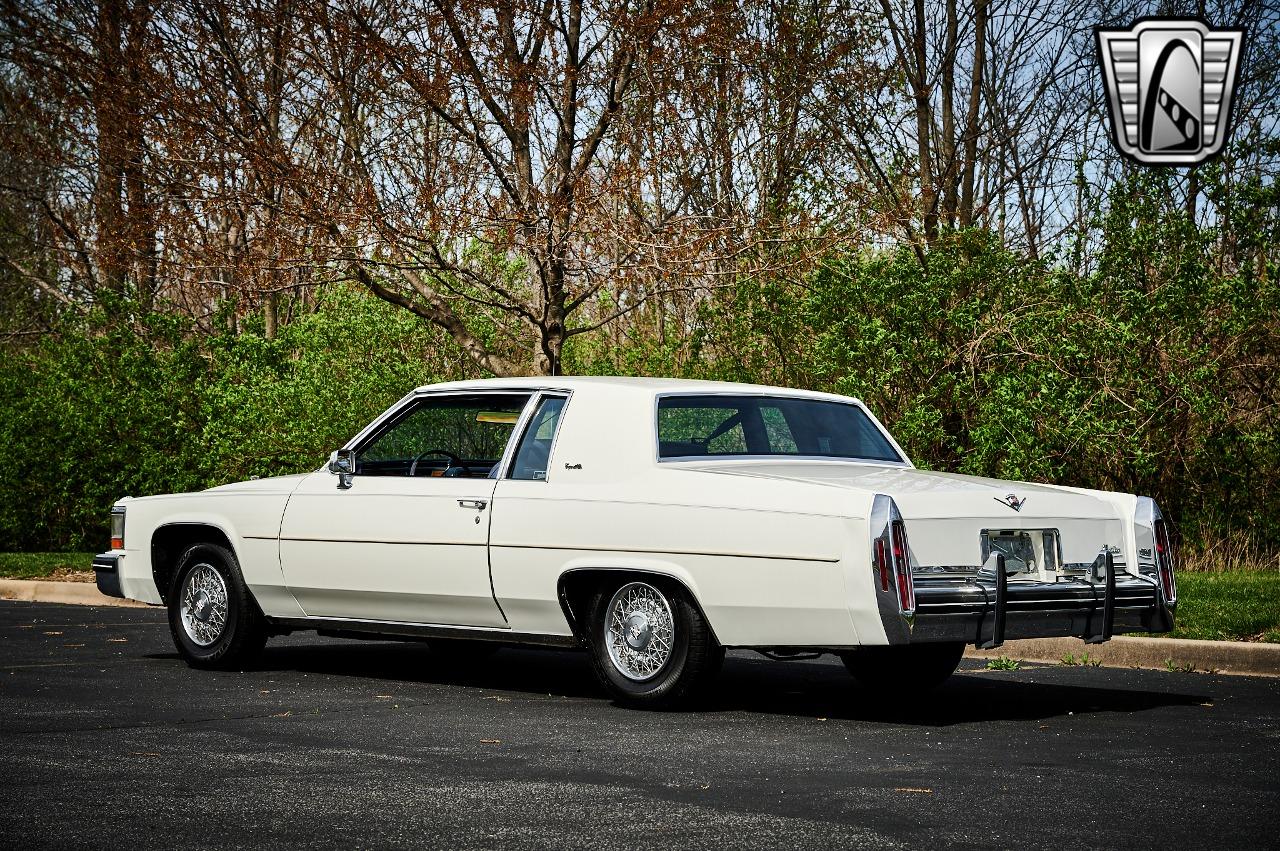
[681,460,1130,572]
[682,460,1115,519]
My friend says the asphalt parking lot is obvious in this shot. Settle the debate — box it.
[1,601,1277,850]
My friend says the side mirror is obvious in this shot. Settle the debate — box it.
[328,449,356,489]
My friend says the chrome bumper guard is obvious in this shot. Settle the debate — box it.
[903,553,1173,649]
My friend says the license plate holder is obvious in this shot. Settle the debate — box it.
[980,529,1062,575]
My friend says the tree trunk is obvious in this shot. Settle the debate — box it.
[93,0,126,298]
[912,0,937,243]
[939,0,959,229]
[959,0,987,228]
[264,291,278,339]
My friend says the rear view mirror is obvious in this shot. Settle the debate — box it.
[328,449,356,489]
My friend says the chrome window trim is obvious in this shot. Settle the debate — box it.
[651,390,912,467]
[339,388,419,454]
[493,393,542,480]
[341,388,542,475]
[657,454,914,469]
[504,390,573,483]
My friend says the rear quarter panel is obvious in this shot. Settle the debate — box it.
[491,476,870,646]
[488,386,876,646]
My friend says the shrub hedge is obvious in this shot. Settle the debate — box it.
[3,213,1276,560]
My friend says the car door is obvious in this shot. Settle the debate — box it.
[278,391,533,627]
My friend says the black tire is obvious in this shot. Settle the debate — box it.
[166,543,267,670]
[839,641,965,694]
[585,578,723,709]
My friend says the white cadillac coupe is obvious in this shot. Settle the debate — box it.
[95,377,1176,707]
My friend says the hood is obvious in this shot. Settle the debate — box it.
[203,473,312,495]
[681,461,1121,521]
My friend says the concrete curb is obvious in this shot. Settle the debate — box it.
[0,578,148,608]
[966,636,1280,677]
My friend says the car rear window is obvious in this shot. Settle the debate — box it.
[656,395,902,462]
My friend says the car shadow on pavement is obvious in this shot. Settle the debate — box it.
[217,640,610,700]
[169,640,1212,726]
[707,659,1212,725]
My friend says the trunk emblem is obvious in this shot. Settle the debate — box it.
[996,493,1026,512]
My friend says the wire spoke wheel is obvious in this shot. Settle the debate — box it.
[604,582,675,682]
[180,563,229,647]
[167,542,267,670]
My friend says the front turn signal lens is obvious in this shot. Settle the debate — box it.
[110,507,125,550]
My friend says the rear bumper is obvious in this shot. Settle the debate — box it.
[884,572,1174,648]
[93,554,124,599]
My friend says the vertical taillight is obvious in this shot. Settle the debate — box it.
[1154,518,1177,604]
[874,537,891,592]
[870,494,916,617]
[890,518,916,615]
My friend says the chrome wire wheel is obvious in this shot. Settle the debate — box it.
[180,563,229,647]
[604,582,675,682]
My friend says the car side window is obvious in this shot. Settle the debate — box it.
[509,396,567,480]
[356,393,531,478]
[656,395,901,462]
[657,403,758,456]
[706,419,748,454]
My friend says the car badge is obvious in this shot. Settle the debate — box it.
[1095,17,1244,166]
[996,494,1026,512]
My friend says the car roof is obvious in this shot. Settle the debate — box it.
[413,375,865,405]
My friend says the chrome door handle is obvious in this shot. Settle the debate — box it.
[457,499,488,510]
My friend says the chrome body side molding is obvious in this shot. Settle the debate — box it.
[265,615,581,648]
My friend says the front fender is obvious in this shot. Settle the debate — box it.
[115,492,304,617]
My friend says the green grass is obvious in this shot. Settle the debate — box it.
[985,656,1021,670]
[1168,571,1280,643]
[0,552,96,580]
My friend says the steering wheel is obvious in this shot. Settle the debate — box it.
[408,448,465,477]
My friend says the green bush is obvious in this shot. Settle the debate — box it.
[0,288,471,551]
[4,172,1276,562]
[684,211,1278,553]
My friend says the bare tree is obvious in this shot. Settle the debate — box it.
[5,0,1271,364]
[176,0,725,375]
[814,0,1105,260]
[2,0,158,315]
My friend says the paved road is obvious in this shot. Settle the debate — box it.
[1,601,1277,850]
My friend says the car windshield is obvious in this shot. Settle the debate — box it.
[656,395,902,463]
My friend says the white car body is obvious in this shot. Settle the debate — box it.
[96,377,1176,652]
